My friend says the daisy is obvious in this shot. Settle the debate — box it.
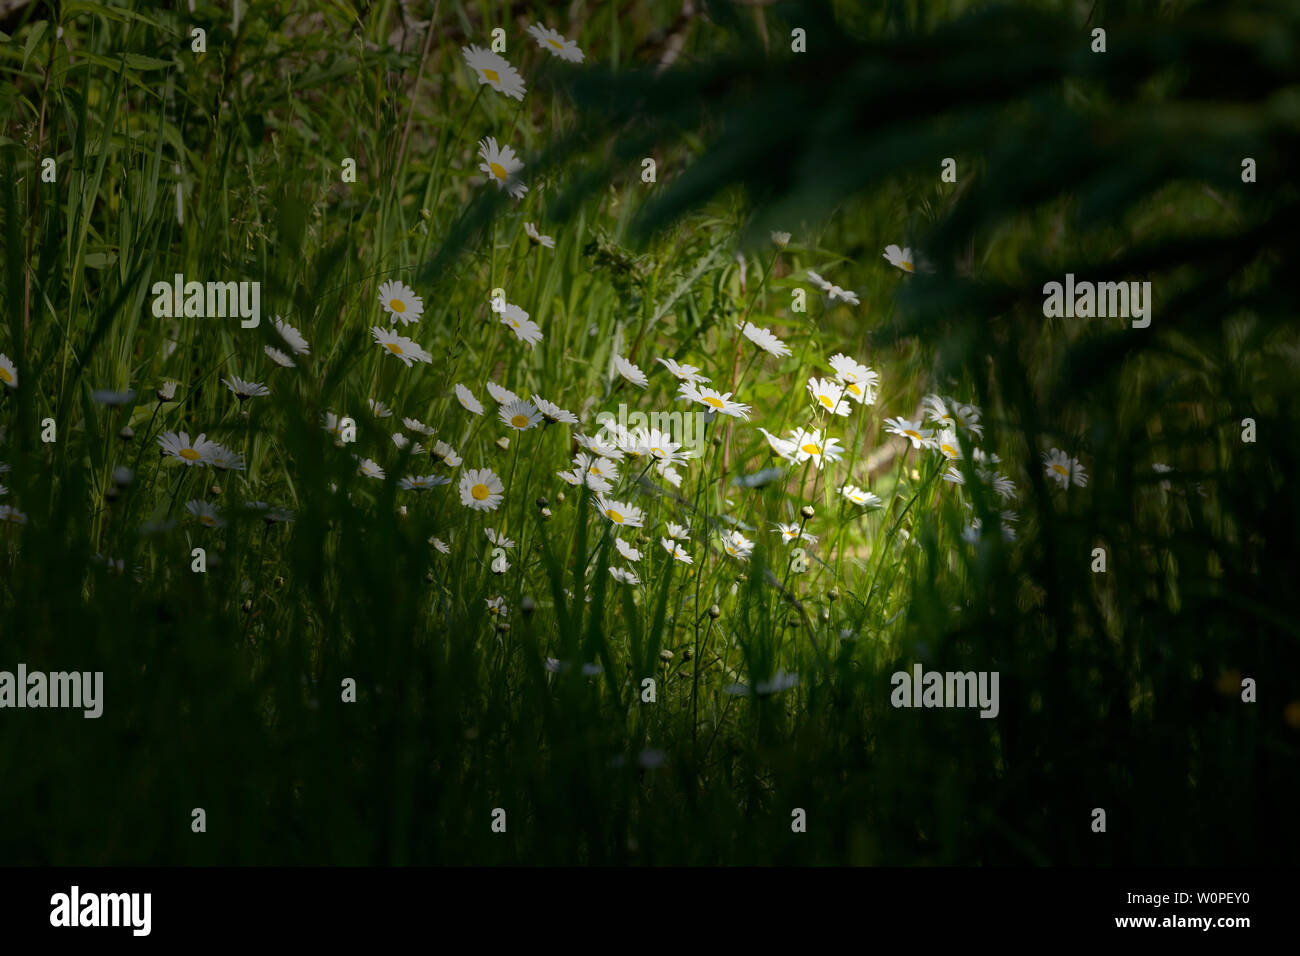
[274,316,310,355]
[524,222,556,248]
[527,24,584,62]
[391,433,425,454]
[657,357,709,384]
[459,467,505,511]
[461,45,526,100]
[594,494,644,528]
[807,377,851,416]
[223,376,269,400]
[615,538,641,562]
[368,399,394,418]
[378,280,423,325]
[739,321,791,358]
[840,484,883,507]
[757,427,799,463]
[806,270,832,292]
[771,231,791,248]
[659,465,683,488]
[499,303,543,346]
[500,398,542,431]
[358,458,386,480]
[264,345,295,368]
[1043,448,1088,489]
[0,504,27,524]
[774,522,817,545]
[609,566,639,585]
[433,441,463,467]
[403,417,437,436]
[935,429,962,460]
[157,431,218,466]
[431,537,451,554]
[574,432,624,459]
[372,326,432,366]
[720,529,754,560]
[678,383,750,419]
[533,394,579,425]
[612,354,648,389]
[156,381,179,402]
[883,244,916,273]
[91,389,135,406]
[884,417,934,449]
[486,596,508,617]
[455,384,484,415]
[399,474,451,490]
[478,136,527,199]
[207,444,246,472]
[987,470,1018,499]
[923,394,957,428]
[660,537,693,564]
[789,427,844,470]
[485,380,520,405]
[485,528,515,549]
[0,354,16,388]
[664,522,690,540]
[575,452,620,483]
[557,466,612,494]
[827,282,860,305]
[640,428,689,467]
[185,499,225,528]
[828,353,879,405]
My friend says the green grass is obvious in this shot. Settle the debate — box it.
[1,0,1298,865]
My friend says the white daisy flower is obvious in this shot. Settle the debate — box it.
[358,458,386,480]
[485,381,520,405]
[774,522,817,545]
[660,537,693,564]
[369,399,394,418]
[884,417,935,449]
[656,357,709,384]
[789,427,845,470]
[609,566,639,585]
[806,270,832,292]
[156,380,179,402]
[594,494,644,528]
[524,222,556,248]
[455,384,484,415]
[720,529,754,560]
[485,528,515,549]
[478,136,527,199]
[207,443,246,472]
[738,321,791,358]
[500,398,542,431]
[222,376,269,400]
[157,430,217,466]
[391,433,425,454]
[757,427,799,463]
[883,244,917,273]
[264,345,295,368]
[461,45,526,100]
[827,353,879,404]
[807,377,851,416]
[432,440,463,467]
[185,499,225,528]
[532,394,578,425]
[0,353,16,388]
[575,453,620,483]
[557,466,612,494]
[935,429,962,460]
[664,522,690,540]
[840,484,882,507]
[372,326,432,366]
[459,467,505,511]
[612,354,648,389]
[0,504,27,524]
[486,596,508,617]
[403,417,437,436]
[378,280,423,325]
[1043,448,1088,489]
[274,316,310,355]
[771,231,791,248]
[678,383,750,419]
[527,24,584,62]
[574,432,624,459]
[431,537,451,554]
[499,303,543,346]
[614,538,641,562]
[399,474,451,490]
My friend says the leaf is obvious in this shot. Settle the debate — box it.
[122,54,174,71]
[21,21,47,74]
[83,252,118,269]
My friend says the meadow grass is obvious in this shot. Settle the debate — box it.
[1,0,1298,864]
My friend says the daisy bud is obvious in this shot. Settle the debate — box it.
[659,649,674,662]
[712,433,723,446]
[535,496,548,509]
[555,491,565,502]
[708,604,721,620]
[118,425,135,441]
[682,648,693,661]
[495,621,510,634]
[426,572,435,583]
[241,599,253,613]
[210,485,222,496]
[495,437,510,451]
[274,576,285,588]
[541,507,552,520]
[521,595,536,616]
[828,588,840,602]
[156,382,178,402]
[800,504,815,520]
[820,607,831,622]
[104,485,120,503]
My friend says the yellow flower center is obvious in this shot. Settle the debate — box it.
[472,483,490,501]
[901,261,914,272]
[389,298,406,313]
[819,394,834,409]
[200,516,216,527]
[547,39,563,49]
[179,447,201,461]
[942,444,958,458]
[801,443,821,455]
[482,68,500,83]
[607,510,624,523]
[1052,463,1069,476]
[385,343,404,355]
[904,430,921,441]
[0,368,11,384]
[510,414,529,428]
[703,396,724,409]
[489,162,507,181]
[847,383,861,396]
[651,447,665,458]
